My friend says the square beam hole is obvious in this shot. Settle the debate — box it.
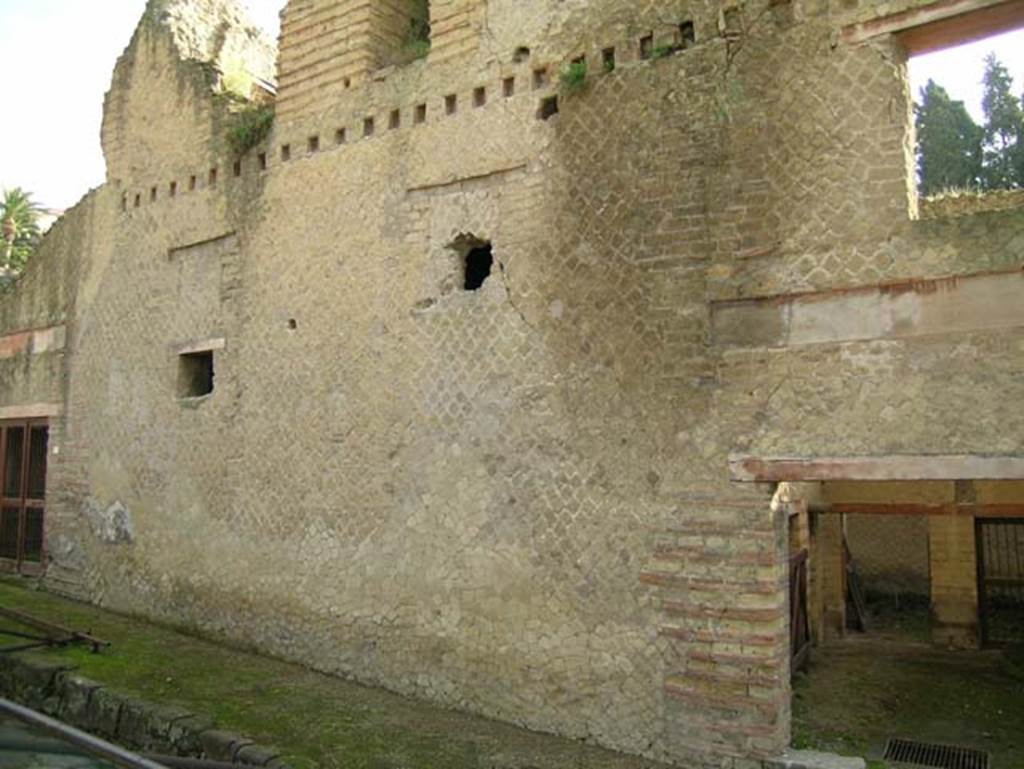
[178,351,214,398]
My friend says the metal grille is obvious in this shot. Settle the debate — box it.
[883,738,990,769]
[977,518,1024,645]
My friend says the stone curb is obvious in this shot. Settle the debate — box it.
[764,749,867,769]
[0,652,292,768]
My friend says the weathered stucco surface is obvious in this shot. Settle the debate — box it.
[2,0,1023,766]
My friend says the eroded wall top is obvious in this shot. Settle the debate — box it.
[101,0,277,184]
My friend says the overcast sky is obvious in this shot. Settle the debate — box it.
[0,1,1022,210]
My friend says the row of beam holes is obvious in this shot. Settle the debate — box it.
[121,25,696,211]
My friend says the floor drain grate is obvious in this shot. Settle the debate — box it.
[883,738,990,769]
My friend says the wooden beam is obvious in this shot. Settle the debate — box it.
[828,502,1024,518]
[842,0,1019,48]
[729,455,1024,482]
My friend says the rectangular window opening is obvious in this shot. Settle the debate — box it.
[503,77,516,98]
[906,20,1024,216]
[233,160,242,177]
[150,187,157,202]
[308,135,320,153]
[178,351,215,399]
[445,94,458,115]
[281,144,292,162]
[532,67,549,90]
[169,181,177,197]
[390,109,401,130]
[414,104,427,124]
[209,168,218,187]
[364,116,375,136]
[189,175,197,191]
[474,86,487,107]
[336,127,347,145]
[258,152,267,171]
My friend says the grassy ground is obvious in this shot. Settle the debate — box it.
[792,605,1024,769]
[0,579,667,769]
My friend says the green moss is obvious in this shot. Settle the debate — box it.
[0,580,661,769]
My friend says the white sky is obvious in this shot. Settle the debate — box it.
[0,2,1022,211]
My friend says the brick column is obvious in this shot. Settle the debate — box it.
[929,515,979,649]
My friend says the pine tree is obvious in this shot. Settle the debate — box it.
[915,80,983,196]
[980,53,1024,190]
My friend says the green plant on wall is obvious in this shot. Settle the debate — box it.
[401,0,431,62]
[226,104,275,157]
[559,60,588,95]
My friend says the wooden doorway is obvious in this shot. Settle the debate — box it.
[0,419,49,575]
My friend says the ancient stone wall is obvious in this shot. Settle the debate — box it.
[1,0,1023,766]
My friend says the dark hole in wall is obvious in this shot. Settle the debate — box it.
[538,96,559,121]
[602,47,616,71]
[336,127,347,144]
[178,351,214,398]
[390,110,401,129]
[209,168,218,186]
[503,77,516,97]
[364,117,375,136]
[415,104,427,124]
[150,187,157,202]
[258,152,267,170]
[464,244,494,291]
[170,181,178,197]
[308,135,320,153]
[533,68,549,89]
[233,159,243,176]
[640,34,654,59]
[513,46,531,63]
[680,21,696,46]
[474,86,487,107]
[189,175,197,191]
[445,94,458,115]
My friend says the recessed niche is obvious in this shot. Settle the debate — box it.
[233,160,242,177]
[308,135,320,153]
[445,94,458,115]
[178,351,214,399]
[390,109,401,130]
[336,127,347,145]
[503,77,516,97]
[474,86,487,107]
[281,144,292,162]
[415,104,427,124]
[364,117,375,136]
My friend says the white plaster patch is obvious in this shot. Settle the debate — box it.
[84,498,134,545]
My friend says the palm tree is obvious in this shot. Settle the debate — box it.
[1,188,42,273]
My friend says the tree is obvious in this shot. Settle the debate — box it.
[915,80,983,196]
[0,187,42,274]
[980,53,1024,190]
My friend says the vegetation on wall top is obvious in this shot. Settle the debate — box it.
[226,104,275,158]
